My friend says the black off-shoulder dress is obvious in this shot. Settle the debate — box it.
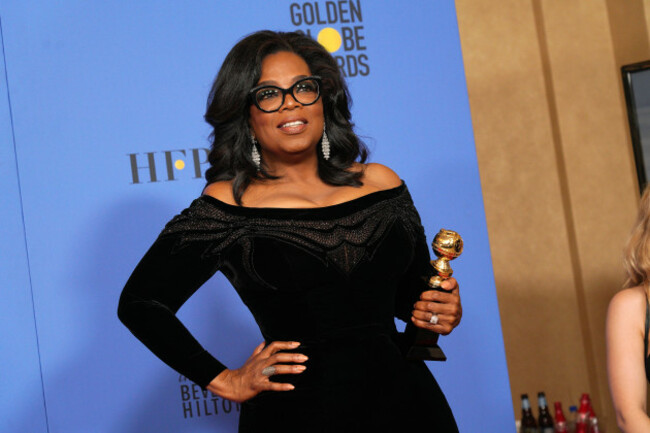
[118,182,458,432]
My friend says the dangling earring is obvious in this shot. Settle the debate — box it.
[251,132,261,170]
[321,125,330,161]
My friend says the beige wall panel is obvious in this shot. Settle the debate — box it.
[539,2,641,427]
[455,0,592,421]
[606,0,648,203]
[606,0,650,67]
[645,0,650,49]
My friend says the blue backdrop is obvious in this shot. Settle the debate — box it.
[1,1,514,432]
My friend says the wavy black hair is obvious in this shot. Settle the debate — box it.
[204,30,368,204]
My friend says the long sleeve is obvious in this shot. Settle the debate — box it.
[118,201,230,388]
[393,200,433,324]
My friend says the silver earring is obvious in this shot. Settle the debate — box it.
[321,126,330,160]
[251,132,261,169]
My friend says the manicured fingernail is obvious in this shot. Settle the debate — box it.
[298,355,309,361]
[291,342,301,347]
[288,385,295,390]
[296,365,307,372]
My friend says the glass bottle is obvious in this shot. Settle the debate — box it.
[568,405,578,433]
[575,393,591,433]
[587,406,602,433]
[537,392,555,433]
[554,401,568,433]
[521,394,538,433]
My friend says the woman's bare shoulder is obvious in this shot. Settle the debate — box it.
[202,180,237,205]
[355,162,402,190]
[610,286,647,309]
[608,286,647,329]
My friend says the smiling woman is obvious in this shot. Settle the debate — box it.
[202,30,367,206]
[247,52,325,167]
[118,30,462,432]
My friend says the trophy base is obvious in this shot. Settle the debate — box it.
[406,345,447,361]
[405,328,447,361]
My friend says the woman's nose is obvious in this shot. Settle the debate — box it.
[280,92,301,111]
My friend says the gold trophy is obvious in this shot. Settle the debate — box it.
[406,229,463,361]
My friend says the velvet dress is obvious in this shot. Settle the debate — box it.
[118,182,458,432]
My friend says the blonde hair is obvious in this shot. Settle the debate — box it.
[624,186,650,290]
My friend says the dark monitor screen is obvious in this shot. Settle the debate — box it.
[622,60,650,191]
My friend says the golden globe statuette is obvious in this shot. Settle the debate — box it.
[406,229,463,361]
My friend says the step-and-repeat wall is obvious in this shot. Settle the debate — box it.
[1,2,514,432]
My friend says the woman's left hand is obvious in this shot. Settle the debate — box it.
[410,277,462,335]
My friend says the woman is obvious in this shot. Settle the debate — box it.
[118,30,461,432]
[607,186,650,432]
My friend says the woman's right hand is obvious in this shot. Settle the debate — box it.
[206,341,308,403]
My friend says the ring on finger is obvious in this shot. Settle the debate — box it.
[429,312,439,325]
[262,366,276,376]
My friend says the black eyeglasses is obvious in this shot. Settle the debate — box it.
[249,76,322,113]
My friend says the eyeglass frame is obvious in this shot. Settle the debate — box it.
[248,76,323,113]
